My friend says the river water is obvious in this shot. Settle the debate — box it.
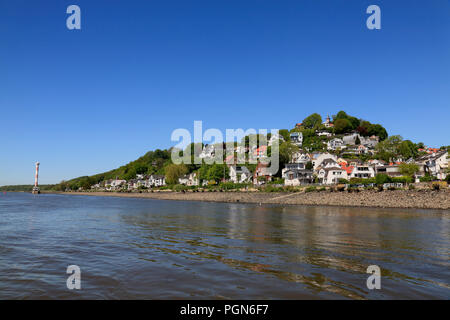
[0,192,448,299]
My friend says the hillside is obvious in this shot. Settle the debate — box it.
[2,110,447,192]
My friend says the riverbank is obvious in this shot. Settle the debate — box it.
[49,189,450,210]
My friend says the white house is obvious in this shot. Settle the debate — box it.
[291,152,311,164]
[290,132,303,147]
[311,153,338,171]
[317,166,348,185]
[149,175,166,187]
[416,150,448,180]
[178,173,199,186]
[327,138,344,151]
[199,145,215,159]
[108,179,127,191]
[350,165,376,179]
[268,133,285,146]
[229,165,251,183]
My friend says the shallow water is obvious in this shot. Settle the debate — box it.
[0,192,448,299]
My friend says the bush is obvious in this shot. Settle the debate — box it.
[431,181,447,190]
[420,175,433,182]
[173,184,188,192]
[408,184,415,190]
[305,186,316,193]
[375,174,391,185]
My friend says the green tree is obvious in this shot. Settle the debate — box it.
[334,118,352,134]
[165,164,188,184]
[278,141,299,166]
[399,163,419,177]
[302,113,322,129]
[206,164,229,183]
[278,129,290,141]
[375,135,403,161]
[368,124,388,141]
[375,174,391,185]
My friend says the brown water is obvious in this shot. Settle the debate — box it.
[0,192,448,299]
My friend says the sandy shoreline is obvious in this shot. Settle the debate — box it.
[44,190,450,210]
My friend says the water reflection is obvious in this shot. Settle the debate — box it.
[0,193,448,299]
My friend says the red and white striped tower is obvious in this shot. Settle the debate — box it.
[34,162,40,187]
[32,162,40,194]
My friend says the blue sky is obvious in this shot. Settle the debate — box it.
[1,0,449,185]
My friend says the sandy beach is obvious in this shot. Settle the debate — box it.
[52,189,450,210]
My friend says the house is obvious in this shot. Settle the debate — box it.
[290,132,303,146]
[375,165,402,177]
[199,144,215,159]
[149,175,166,187]
[291,152,311,164]
[253,162,273,185]
[316,130,332,137]
[317,166,348,184]
[327,138,344,151]
[295,123,303,129]
[368,159,386,167]
[357,144,369,154]
[322,114,334,128]
[253,145,268,158]
[316,158,347,184]
[109,179,127,191]
[343,133,378,148]
[311,153,338,171]
[349,165,375,179]
[283,163,313,186]
[229,165,251,183]
[339,162,354,176]
[178,173,199,186]
[416,150,448,180]
[268,133,285,146]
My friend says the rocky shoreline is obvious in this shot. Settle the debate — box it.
[52,189,450,210]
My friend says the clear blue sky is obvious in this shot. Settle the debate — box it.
[1,0,449,185]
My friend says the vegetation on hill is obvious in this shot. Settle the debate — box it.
[2,110,446,192]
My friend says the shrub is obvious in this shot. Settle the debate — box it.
[420,175,433,182]
[375,174,391,185]
[408,184,415,190]
[305,186,316,193]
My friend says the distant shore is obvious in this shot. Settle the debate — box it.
[44,190,450,210]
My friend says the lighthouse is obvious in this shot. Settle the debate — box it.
[32,162,40,194]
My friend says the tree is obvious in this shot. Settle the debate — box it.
[302,113,322,129]
[278,129,290,141]
[375,135,403,160]
[206,164,229,183]
[355,135,361,145]
[398,140,418,159]
[375,174,391,185]
[165,164,188,185]
[278,141,299,166]
[368,124,388,141]
[334,118,352,134]
[399,163,419,177]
